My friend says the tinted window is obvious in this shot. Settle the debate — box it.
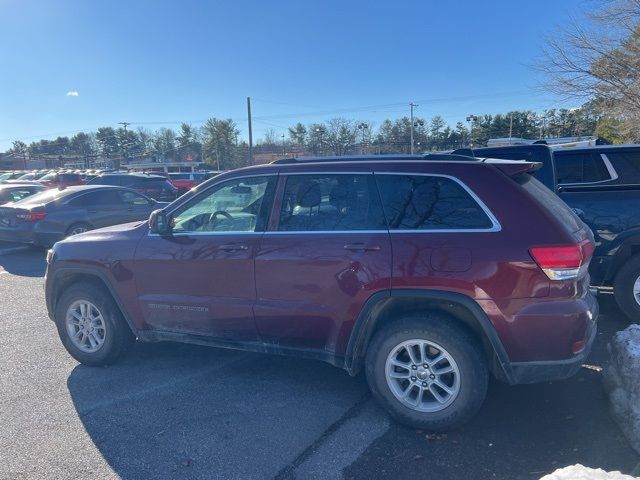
[601,150,640,183]
[6,188,40,202]
[519,176,582,233]
[173,176,276,233]
[554,152,610,184]
[119,190,150,205]
[376,174,494,230]
[278,174,386,232]
[69,190,123,206]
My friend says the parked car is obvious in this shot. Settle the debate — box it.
[45,154,598,429]
[168,172,207,194]
[88,173,178,201]
[38,172,85,188]
[0,171,26,183]
[463,143,640,321]
[0,183,46,205]
[0,185,163,247]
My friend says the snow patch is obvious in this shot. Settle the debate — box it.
[603,324,640,455]
[540,464,636,479]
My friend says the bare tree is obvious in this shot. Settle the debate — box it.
[539,0,640,139]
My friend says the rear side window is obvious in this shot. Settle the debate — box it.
[375,174,494,230]
[119,190,151,205]
[278,174,386,231]
[601,150,640,183]
[554,152,611,184]
[68,190,123,206]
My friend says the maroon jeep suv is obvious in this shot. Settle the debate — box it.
[45,154,598,429]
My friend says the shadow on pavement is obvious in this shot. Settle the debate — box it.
[345,294,640,480]
[67,341,369,479]
[0,247,47,277]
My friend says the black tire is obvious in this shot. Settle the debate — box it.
[365,313,489,431]
[65,222,93,238]
[54,283,135,366]
[614,254,640,322]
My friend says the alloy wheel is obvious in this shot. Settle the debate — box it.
[65,300,106,353]
[385,339,461,412]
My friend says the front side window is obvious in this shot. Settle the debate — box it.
[277,174,386,232]
[172,175,276,234]
[554,152,610,184]
[376,174,494,230]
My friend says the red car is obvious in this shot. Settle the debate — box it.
[168,172,206,195]
[45,154,598,429]
[39,172,85,188]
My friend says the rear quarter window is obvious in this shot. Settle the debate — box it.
[375,174,496,230]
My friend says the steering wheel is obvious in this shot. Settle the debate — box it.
[208,210,233,226]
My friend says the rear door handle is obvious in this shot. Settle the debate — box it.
[344,243,381,251]
[219,244,249,252]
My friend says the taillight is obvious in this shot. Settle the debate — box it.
[16,211,47,222]
[529,240,594,281]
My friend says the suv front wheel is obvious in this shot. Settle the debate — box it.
[365,314,488,430]
[54,283,135,366]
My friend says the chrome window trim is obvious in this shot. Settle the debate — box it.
[264,230,388,235]
[373,172,502,233]
[601,153,619,181]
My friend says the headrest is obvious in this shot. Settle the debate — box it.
[296,180,321,208]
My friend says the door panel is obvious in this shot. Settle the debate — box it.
[254,232,391,353]
[134,233,262,339]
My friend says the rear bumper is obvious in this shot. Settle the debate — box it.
[500,291,599,384]
[0,227,61,247]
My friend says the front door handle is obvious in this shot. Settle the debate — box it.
[344,243,381,252]
[219,244,249,252]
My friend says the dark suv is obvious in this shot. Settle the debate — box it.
[45,154,598,429]
[89,173,178,201]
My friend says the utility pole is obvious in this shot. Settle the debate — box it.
[118,121,130,169]
[410,103,418,154]
[247,97,254,165]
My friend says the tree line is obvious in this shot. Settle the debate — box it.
[6,103,608,171]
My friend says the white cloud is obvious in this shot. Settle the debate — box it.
[66,91,79,97]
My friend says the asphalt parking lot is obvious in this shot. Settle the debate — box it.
[0,246,638,480]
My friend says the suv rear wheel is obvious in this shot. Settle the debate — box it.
[54,283,134,366]
[613,254,640,322]
[365,314,488,430]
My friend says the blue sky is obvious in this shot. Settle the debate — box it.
[0,0,586,150]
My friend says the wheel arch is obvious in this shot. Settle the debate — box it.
[344,289,513,382]
[48,268,138,336]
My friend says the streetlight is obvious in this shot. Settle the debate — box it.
[281,133,286,156]
[466,114,478,147]
[358,123,369,154]
[410,103,418,154]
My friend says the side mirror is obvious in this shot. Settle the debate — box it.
[149,209,171,235]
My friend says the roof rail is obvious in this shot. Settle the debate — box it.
[271,153,479,164]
